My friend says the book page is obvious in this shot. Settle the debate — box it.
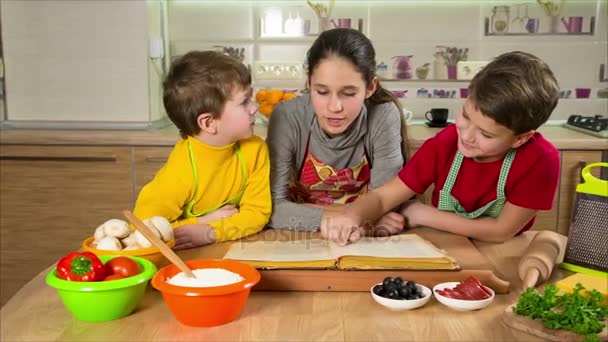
[224,239,334,262]
[329,234,447,259]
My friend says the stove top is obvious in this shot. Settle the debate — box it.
[562,115,608,139]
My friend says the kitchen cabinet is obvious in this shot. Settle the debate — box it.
[132,147,173,199]
[556,150,606,236]
[0,146,133,306]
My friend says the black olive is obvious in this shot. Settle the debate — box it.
[398,286,411,298]
[406,281,417,290]
[385,288,399,299]
[408,293,419,300]
[373,284,384,296]
[382,277,393,287]
[394,277,404,287]
[384,284,397,294]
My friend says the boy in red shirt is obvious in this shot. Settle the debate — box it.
[321,51,560,244]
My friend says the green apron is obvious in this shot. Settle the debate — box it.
[437,150,516,218]
[183,141,247,218]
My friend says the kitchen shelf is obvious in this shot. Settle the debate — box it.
[379,78,469,83]
[484,17,595,36]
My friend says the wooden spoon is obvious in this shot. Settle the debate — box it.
[122,210,196,278]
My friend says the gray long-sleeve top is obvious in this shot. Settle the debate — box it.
[266,94,405,231]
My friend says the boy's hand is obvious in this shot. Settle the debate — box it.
[196,205,239,224]
[320,210,364,246]
[372,212,405,236]
[400,201,432,228]
[173,224,217,250]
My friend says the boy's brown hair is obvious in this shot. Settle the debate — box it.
[163,51,251,138]
[468,51,559,135]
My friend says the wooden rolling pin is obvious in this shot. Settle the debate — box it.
[518,231,564,290]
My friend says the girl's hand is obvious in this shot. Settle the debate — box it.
[320,210,364,246]
[196,205,239,224]
[372,212,405,236]
[173,224,216,250]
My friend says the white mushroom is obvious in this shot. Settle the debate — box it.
[102,219,131,239]
[95,236,122,251]
[132,225,161,248]
[123,245,140,251]
[144,216,174,242]
[121,233,138,248]
[93,224,106,242]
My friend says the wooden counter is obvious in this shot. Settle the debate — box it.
[0,230,575,341]
[1,124,607,150]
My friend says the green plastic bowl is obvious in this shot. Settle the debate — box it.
[45,255,157,322]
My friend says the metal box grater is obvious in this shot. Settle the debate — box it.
[561,162,608,276]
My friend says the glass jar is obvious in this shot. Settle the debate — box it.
[491,6,510,34]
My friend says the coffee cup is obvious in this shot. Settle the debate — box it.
[425,108,448,124]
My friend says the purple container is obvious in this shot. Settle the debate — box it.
[460,88,469,98]
[447,65,457,80]
[575,88,591,98]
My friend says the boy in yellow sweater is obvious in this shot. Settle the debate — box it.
[134,51,271,250]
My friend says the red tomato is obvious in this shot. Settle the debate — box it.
[105,257,141,278]
[104,274,125,281]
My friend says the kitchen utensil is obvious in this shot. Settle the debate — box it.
[152,258,260,327]
[391,55,414,80]
[330,18,351,28]
[561,162,608,276]
[511,4,523,25]
[491,6,510,33]
[460,88,469,98]
[46,255,157,322]
[575,88,591,98]
[520,4,531,25]
[122,210,196,278]
[561,16,583,33]
[82,236,176,266]
[251,228,511,294]
[525,18,540,33]
[517,231,564,291]
[426,108,449,124]
[556,273,608,300]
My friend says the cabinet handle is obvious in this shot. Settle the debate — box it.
[577,161,587,183]
[0,156,116,162]
[145,157,167,163]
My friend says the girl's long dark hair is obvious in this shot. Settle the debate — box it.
[306,28,409,160]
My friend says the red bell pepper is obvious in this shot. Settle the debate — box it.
[56,252,106,282]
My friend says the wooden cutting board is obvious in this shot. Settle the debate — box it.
[502,305,608,341]
[176,227,511,293]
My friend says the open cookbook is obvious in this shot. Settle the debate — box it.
[223,234,460,270]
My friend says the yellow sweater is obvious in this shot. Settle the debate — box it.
[133,135,271,242]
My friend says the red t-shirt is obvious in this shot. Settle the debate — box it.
[398,125,560,232]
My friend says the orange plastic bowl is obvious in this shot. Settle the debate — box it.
[151,259,260,327]
[82,236,176,266]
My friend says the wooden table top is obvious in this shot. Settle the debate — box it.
[1,230,571,341]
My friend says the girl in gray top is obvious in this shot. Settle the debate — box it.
[267,28,409,239]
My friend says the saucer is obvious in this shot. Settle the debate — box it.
[425,121,452,128]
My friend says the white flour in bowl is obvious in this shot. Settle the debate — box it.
[167,268,244,287]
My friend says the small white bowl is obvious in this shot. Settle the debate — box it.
[433,282,495,311]
[370,283,432,311]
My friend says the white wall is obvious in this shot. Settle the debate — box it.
[168,0,608,122]
[1,0,605,124]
